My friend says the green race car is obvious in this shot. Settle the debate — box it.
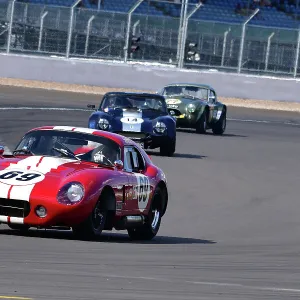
[158,83,227,135]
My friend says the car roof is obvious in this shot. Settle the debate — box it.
[163,83,214,90]
[103,91,166,100]
[27,126,137,148]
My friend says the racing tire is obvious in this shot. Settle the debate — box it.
[212,109,226,135]
[127,187,163,241]
[72,191,114,240]
[160,138,176,157]
[195,112,207,134]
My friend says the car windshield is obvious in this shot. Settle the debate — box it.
[14,130,121,167]
[162,85,208,100]
[100,94,167,113]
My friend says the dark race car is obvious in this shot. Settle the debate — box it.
[87,92,176,156]
[158,83,227,135]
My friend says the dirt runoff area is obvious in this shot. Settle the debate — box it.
[0,77,300,113]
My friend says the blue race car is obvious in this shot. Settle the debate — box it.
[87,92,176,156]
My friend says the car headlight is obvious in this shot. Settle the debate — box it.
[187,104,196,113]
[154,121,167,133]
[57,182,85,205]
[98,118,109,130]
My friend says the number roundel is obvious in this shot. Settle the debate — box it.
[136,174,150,211]
[0,169,45,186]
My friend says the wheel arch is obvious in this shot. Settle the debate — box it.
[98,185,116,211]
[155,180,168,216]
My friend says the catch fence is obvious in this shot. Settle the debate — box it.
[0,0,299,77]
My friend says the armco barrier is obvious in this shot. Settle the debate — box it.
[0,53,300,103]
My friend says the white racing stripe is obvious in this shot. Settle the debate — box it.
[5,156,77,201]
[53,126,97,134]
[9,217,24,224]
[0,216,8,223]
[0,156,77,224]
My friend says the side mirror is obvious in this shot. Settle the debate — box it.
[209,96,215,102]
[87,104,96,110]
[0,146,4,156]
[114,160,123,170]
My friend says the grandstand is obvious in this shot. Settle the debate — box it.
[0,0,298,77]
[17,0,300,29]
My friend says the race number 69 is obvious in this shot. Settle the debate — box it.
[0,169,45,186]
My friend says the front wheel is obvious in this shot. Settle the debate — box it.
[195,112,207,134]
[72,192,113,240]
[212,109,226,135]
[127,187,163,241]
[160,138,176,157]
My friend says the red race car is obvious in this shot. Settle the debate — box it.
[0,126,168,240]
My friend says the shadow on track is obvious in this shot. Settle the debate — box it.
[0,229,216,245]
[176,128,247,138]
[147,150,206,160]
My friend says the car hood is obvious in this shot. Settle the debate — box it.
[0,155,103,201]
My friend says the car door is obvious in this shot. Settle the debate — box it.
[123,146,154,214]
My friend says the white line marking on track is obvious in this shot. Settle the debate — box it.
[103,274,300,294]
[228,118,300,126]
[0,106,299,126]
[0,107,91,112]
[186,280,300,293]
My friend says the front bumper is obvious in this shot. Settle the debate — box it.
[113,131,169,149]
[0,195,95,228]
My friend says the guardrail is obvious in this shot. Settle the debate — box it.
[1,52,300,103]
[0,0,300,78]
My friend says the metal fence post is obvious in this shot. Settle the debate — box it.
[66,0,81,58]
[6,0,16,54]
[97,0,101,11]
[178,1,203,69]
[293,27,300,78]
[178,0,189,67]
[221,27,231,67]
[237,8,259,73]
[264,32,274,71]
[176,0,186,61]
[38,11,48,52]
[84,15,95,56]
[124,0,143,63]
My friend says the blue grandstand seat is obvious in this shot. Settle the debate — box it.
[15,0,300,29]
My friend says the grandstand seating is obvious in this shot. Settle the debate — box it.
[17,0,300,29]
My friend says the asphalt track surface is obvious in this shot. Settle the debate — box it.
[0,86,300,300]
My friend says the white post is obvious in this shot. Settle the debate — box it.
[6,0,16,54]
[178,1,203,69]
[178,0,189,67]
[176,0,186,60]
[132,20,140,36]
[264,32,274,71]
[38,11,48,52]
[97,0,101,11]
[124,0,143,63]
[221,27,231,67]
[237,8,259,73]
[294,27,300,78]
[66,0,81,58]
[84,15,95,56]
